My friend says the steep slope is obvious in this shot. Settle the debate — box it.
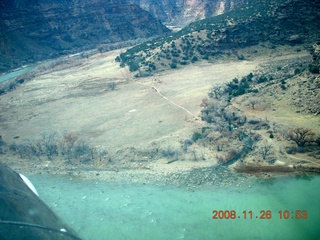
[0,0,170,73]
[117,0,320,75]
[126,0,245,27]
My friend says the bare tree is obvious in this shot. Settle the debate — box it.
[208,84,225,99]
[258,140,273,160]
[60,132,79,164]
[41,132,58,160]
[207,131,228,151]
[216,137,228,151]
[249,99,258,109]
[287,128,316,147]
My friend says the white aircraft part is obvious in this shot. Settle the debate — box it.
[19,174,39,196]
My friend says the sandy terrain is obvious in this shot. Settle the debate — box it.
[2,47,319,181]
[0,49,258,152]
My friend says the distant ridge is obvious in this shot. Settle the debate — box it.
[0,0,170,73]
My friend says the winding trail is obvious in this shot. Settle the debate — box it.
[135,80,200,120]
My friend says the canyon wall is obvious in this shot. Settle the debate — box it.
[0,0,169,72]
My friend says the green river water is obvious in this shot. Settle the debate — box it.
[0,65,36,83]
[28,174,320,240]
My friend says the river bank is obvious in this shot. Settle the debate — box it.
[0,64,37,83]
[3,153,318,191]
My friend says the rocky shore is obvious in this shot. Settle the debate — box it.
[3,156,307,191]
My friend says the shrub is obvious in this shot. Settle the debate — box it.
[171,52,180,57]
[247,73,253,82]
[8,132,99,163]
[170,62,177,69]
[192,132,202,142]
[17,79,25,84]
[10,141,40,160]
[74,140,94,163]
[161,147,180,161]
[294,68,301,75]
[248,120,260,125]
[8,82,17,91]
[129,61,140,72]
[182,139,193,152]
[250,89,259,93]
[286,146,296,154]
[161,148,175,158]
[41,132,58,160]
[106,82,116,90]
[238,55,245,60]
[308,64,319,74]
[257,76,268,83]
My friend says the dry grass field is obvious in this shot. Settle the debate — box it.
[0,50,258,149]
[1,46,319,177]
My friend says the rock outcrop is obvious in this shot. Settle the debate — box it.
[127,0,245,27]
[0,0,170,73]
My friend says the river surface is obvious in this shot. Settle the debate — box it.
[28,174,320,240]
[0,65,36,83]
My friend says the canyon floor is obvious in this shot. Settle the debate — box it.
[1,46,319,182]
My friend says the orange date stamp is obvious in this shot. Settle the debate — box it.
[212,210,308,220]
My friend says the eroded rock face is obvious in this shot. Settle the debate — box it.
[0,0,170,72]
[126,0,245,27]
[312,42,320,64]
[309,41,320,75]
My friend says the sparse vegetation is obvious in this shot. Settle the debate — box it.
[161,147,180,163]
[196,50,320,169]
[7,132,101,164]
[191,132,202,142]
[258,140,273,160]
[115,0,320,76]
[106,82,117,91]
[287,128,316,148]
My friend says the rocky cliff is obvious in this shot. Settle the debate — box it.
[126,0,245,27]
[0,0,170,73]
